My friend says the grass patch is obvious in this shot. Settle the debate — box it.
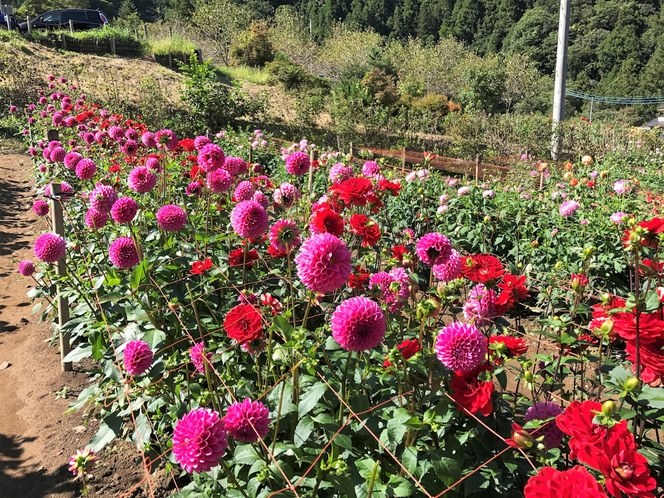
[150,35,197,55]
[56,26,138,43]
[0,29,29,50]
[217,65,272,85]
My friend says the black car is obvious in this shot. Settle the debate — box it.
[19,9,108,33]
[0,11,19,30]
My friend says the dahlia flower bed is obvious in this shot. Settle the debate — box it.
[11,77,664,497]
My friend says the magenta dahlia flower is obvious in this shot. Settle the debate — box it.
[44,182,73,198]
[108,126,125,141]
[89,184,118,214]
[141,132,156,148]
[207,169,232,194]
[273,182,299,208]
[362,161,380,177]
[190,342,212,374]
[463,284,496,327]
[230,201,269,239]
[234,181,254,201]
[331,296,386,351]
[186,181,203,197]
[435,322,487,372]
[75,158,97,180]
[18,260,35,277]
[49,146,66,163]
[155,129,178,150]
[156,205,187,232]
[223,398,271,443]
[145,157,161,172]
[269,219,301,252]
[109,236,140,269]
[416,232,453,266]
[252,190,269,208]
[34,233,66,263]
[85,208,108,230]
[172,408,228,473]
[197,143,225,173]
[122,139,138,156]
[369,268,411,313]
[329,163,354,184]
[33,200,49,216]
[64,152,82,170]
[559,200,580,217]
[433,249,462,282]
[128,166,157,194]
[285,151,310,176]
[194,135,211,150]
[223,156,246,176]
[295,233,352,294]
[524,401,564,449]
[123,339,153,376]
[125,129,138,141]
[111,197,138,224]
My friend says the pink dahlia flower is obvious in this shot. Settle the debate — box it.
[331,296,386,351]
[234,181,254,202]
[156,205,187,232]
[155,129,178,150]
[34,233,66,262]
[172,408,228,473]
[559,200,580,217]
[223,398,271,443]
[49,146,66,163]
[141,132,156,148]
[128,166,157,194]
[122,139,138,156]
[416,232,453,266]
[610,212,627,224]
[369,268,411,313]
[295,233,352,294]
[186,182,203,197]
[285,151,310,176]
[190,342,212,374]
[273,182,299,208]
[145,157,161,172]
[108,126,124,141]
[197,143,225,173]
[75,158,96,180]
[123,339,153,376]
[111,197,138,224]
[458,186,471,196]
[125,129,139,141]
[33,200,49,216]
[524,401,564,449]
[435,322,487,372]
[463,284,496,327]
[230,201,268,239]
[18,260,35,277]
[64,152,82,170]
[329,163,354,184]
[362,160,380,177]
[269,219,301,252]
[194,135,211,150]
[44,182,73,198]
[109,236,140,269]
[223,156,246,176]
[613,180,631,195]
[85,208,108,230]
[207,169,232,194]
[89,184,118,214]
[252,190,269,208]
[433,249,462,282]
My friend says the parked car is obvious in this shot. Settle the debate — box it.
[19,9,108,33]
[0,11,19,30]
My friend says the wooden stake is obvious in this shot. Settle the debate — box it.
[475,154,482,182]
[308,149,318,193]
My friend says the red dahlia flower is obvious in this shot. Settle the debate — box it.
[229,248,259,268]
[524,466,608,498]
[224,304,263,344]
[349,214,381,247]
[461,254,504,284]
[310,208,344,236]
[191,258,213,275]
[348,266,371,291]
[329,177,373,207]
[449,363,494,417]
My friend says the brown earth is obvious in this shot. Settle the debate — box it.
[0,152,173,498]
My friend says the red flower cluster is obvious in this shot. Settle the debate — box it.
[488,335,528,364]
[524,466,608,498]
[556,400,656,497]
[349,214,381,247]
[190,258,212,275]
[329,177,373,207]
[259,293,283,316]
[229,248,259,268]
[461,254,505,284]
[378,179,401,196]
[623,217,664,247]
[383,339,421,370]
[224,304,263,344]
[178,138,196,152]
[348,266,371,291]
[310,208,344,236]
[449,363,494,416]
[496,274,529,312]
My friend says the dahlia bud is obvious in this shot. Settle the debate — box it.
[416,299,439,319]
[582,246,596,258]
[418,188,424,194]
[508,423,535,450]
[484,215,491,223]
[624,377,640,392]
[601,400,616,417]
[601,293,612,304]
[523,371,534,383]
[600,319,614,335]
[531,240,539,248]
[554,261,563,270]
[571,277,582,292]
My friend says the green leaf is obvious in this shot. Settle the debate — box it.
[88,412,122,452]
[645,290,661,312]
[298,382,326,417]
[639,385,664,409]
[294,416,314,448]
[132,412,152,449]
[130,260,147,290]
[273,314,293,341]
[432,457,461,486]
[63,343,92,362]
[401,447,417,475]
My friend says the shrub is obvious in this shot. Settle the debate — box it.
[264,54,311,89]
[230,21,274,67]
[361,67,400,107]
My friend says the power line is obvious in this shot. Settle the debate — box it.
[566,89,664,105]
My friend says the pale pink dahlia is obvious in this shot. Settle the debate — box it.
[123,339,153,375]
[75,158,96,180]
[613,180,631,195]
[610,211,627,224]
[85,208,108,230]
[34,233,66,262]
[206,169,232,194]
[273,182,299,208]
[109,236,140,269]
[234,181,254,201]
[230,201,268,239]
[155,129,178,150]
[269,219,301,252]
[433,249,462,282]
[64,152,82,170]
[33,200,49,216]
[331,296,386,351]
[223,398,271,443]
[285,151,310,176]
[128,166,157,194]
[362,160,380,177]
[435,322,487,372]
[111,197,138,224]
[295,233,352,294]
[524,401,564,449]
[416,232,453,266]
[190,342,212,374]
[89,184,118,214]
[18,260,35,277]
[156,205,187,232]
[329,163,353,184]
[197,143,225,173]
[194,135,211,150]
[172,408,228,473]
[559,200,580,217]
[223,156,246,176]
[462,284,496,327]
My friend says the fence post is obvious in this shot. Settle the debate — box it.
[168,26,173,37]
[168,53,173,69]
[109,37,116,55]
[349,141,355,157]
[308,148,318,193]
[475,154,482,182]
[60,33,67,50]
[401,147,407,172]
[134,27,139,39]
[26,16,31,33]
[49,181,72,372]
[143,24,148,39]
[69,18,74,33]
[196,48,203,63]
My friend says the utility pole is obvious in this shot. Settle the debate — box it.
[551,0,571,160]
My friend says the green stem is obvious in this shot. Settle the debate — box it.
[366,460,380,497]
[271,381,286,457]
[287,252,297,328]
[220,458,249,498]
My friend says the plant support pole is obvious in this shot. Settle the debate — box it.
[551,0,571,160]
[51,183,72,371]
